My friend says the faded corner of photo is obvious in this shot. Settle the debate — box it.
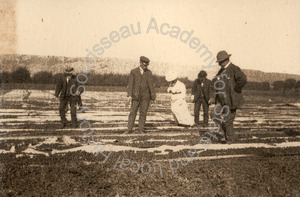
[0,0,17,55]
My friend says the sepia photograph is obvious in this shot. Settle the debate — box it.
[0,0,300,196]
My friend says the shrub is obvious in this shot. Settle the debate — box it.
[284,78,296,90]
[10,67,31,83]
[295,81,300,89]
[52,73,64,84]
[32,71,53,84]
[261,82,270,90]
[0,71,10,83]
[272,81,285,90]
[153,75,169,87]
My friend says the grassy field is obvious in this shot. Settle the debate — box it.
[0,86,299,196]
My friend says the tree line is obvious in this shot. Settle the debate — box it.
[0,67,169,87]
[1,66,300,91]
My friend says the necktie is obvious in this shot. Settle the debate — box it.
[217,67,225,76]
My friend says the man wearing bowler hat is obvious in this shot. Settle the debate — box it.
[55,67,83,128]
[212,51,247,143]
[191,70,214,127]
[124,56,156,134]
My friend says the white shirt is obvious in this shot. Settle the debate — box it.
[224,61,231,70]
[168,80,186,102]
[139,66,144,75]
[219,61,231,74]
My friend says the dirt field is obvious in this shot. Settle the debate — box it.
[0,88,300,196]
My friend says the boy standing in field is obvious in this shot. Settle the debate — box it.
[191,70,214,127]
[55,67,83,128]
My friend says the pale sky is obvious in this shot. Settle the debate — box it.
[9,0,300,75]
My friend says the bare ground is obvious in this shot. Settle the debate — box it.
[0,89,300,196]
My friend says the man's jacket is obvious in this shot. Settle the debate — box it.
[191,79,213,104]
[55,74,83,99]
[127,67,156,101]
[213,63,247,110]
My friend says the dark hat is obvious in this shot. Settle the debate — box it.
[216,50,231,63]
[140,56,150,63]
[198,70,207,78]
[64,67,74,75]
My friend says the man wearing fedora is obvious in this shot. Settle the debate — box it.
[191,70,214,127]
[124,56,156,134]
[212,51,247,143]
[55,67,83,128]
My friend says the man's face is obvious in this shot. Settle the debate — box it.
[140,61,149,70]
[218,59,229,68]
[66,74,72,79]
[199,77,206,82]
[170,79,177,86]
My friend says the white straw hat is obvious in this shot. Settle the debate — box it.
[165,71,178,82]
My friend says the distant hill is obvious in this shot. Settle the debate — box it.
[242,69,300,83]
[1,54,300,84]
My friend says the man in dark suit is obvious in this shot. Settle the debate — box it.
[124,56,156,134]
[212,51,247,143]
[191,70,214,127]
[55,67,83,128]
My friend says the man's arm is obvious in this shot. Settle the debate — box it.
[127,70,134,97]
[234,66,247,93]
[210,77,219,104]
[191,80,197,102]
[54,77,63,97]
[75,78,84,95]
[148,71,156,101]
[191,80,197,96]
[208,80,215,104]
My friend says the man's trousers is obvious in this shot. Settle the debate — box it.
[59,96,77,126]
[128,98,150,132]
[211,103,236,142]
[194,98,209,125]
